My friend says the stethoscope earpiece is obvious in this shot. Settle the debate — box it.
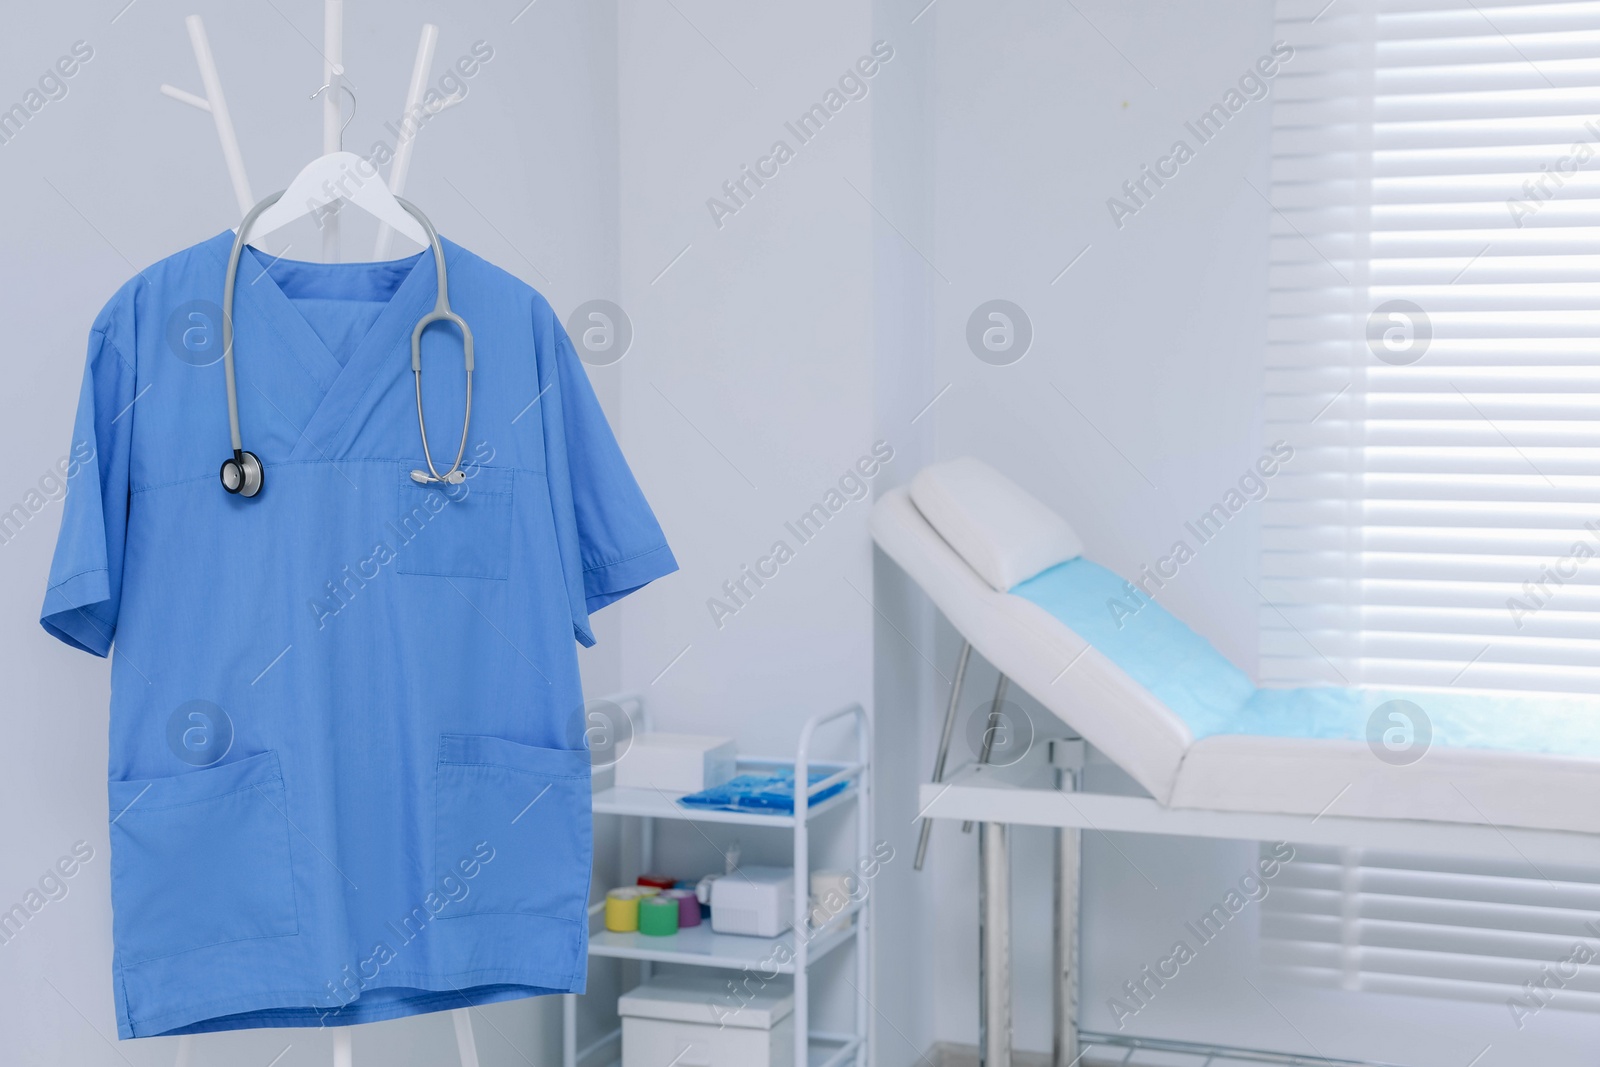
[220,193,472,500]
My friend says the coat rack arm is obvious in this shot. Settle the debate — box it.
[182,14,253,216]
[321,0,345,260]
[374,22,439,258]
[159,84,210,111]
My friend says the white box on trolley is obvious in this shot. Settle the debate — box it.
[710,865,794,938]
[613,733,737,794]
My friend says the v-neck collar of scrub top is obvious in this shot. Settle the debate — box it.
[206,230,444,462]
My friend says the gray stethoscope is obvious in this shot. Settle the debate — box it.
[219,191,475,498]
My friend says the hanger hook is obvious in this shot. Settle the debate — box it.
[309,81,357,151]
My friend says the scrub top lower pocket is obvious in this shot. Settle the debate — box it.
[395,464,514,579]
[107,750,298,965]
[434,734,591,921]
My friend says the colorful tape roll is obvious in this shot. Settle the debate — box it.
[637,873,676,890]
[605,887,644,932]
[639,894,680,936]
[664,887,701,928]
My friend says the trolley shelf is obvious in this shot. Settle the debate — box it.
[590,756,861,827]
[584,900,862,972]
[576,1031,860,1067]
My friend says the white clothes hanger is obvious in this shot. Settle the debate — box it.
[248,85,428,254]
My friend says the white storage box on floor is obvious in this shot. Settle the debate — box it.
[619,974,795,1067]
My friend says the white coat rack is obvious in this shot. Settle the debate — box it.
[160,0,461,261]
[158,4,481,1065]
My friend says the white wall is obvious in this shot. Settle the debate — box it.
[612,0,880,756]
[866,1,938,1064]
[0,1,617,1064]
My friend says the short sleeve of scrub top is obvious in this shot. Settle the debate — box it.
[41,324,134,656]
[540,320,679,645]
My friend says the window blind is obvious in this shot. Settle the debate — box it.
[1261,844,1600,1017]
[1263,0,1600,695]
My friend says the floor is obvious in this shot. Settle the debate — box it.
[928,1042,1344,1066]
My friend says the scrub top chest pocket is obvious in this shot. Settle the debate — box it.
[395,464,514,579]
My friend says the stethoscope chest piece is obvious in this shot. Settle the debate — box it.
[220,450,264,497]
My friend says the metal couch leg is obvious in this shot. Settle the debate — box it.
[917,640,972,870]
[1054,770,1081,1067]
[964,674,1011,833]
[979,821,1012,1067]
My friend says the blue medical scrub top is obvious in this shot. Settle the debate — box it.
[40,232,676,1038]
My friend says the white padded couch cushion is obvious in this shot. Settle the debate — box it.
[870,487,1194,802]
[908,458,1084,591]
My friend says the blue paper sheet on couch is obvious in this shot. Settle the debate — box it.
[1010,559,1600,758]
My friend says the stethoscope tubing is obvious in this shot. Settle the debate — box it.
[220,193,474,491]
[398,195,474,485]
[221,191,286,455]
